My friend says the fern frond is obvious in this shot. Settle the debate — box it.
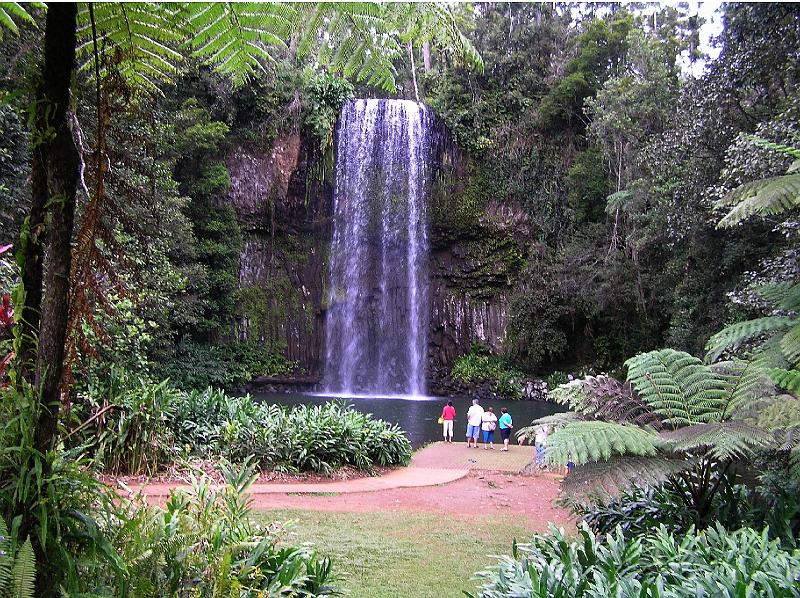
[545,421,658,466]
[716,173,800,228]
[517,412,585,444]
[625,349,727,426]
[560,455,694,506]
[767,368,800,393]
[705,316,796,362]
[0,2,37,38]
[751,396,800,432]
[548,379,586,409]
[779,323,800,366]
[0,518,10,593]
[659,422,773,460]
[180,2,295,87]
[9,538,35,598]
[755,281,800,312]
[76,3,184,95]
[710,360,775,420]
[606,190,633,214]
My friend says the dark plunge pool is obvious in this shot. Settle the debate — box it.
[251,392,565,449]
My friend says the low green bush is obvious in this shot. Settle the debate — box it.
[156,340,295,391]
[452,344,526,399]
[173,392,413,475]
[468,524,800,598]
[76,380,412,476]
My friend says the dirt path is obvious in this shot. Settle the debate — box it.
[129,442,572,528]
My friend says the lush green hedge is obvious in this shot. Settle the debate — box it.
[469,524,800,598]
[78,381,411,475]
[156,340,295,391]
[451,344,526,399]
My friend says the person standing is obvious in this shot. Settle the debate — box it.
[441,401,456,442]
[535,424,550,468]
[498,407,513,451]
[481,407,498,449]
[465,399,484,448]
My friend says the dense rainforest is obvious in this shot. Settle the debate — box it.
[0,2,799,596]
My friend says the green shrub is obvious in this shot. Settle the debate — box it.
[157,340,295,391]
[177,396,413,475]
[451,344,526,399]
[469,523,800,598]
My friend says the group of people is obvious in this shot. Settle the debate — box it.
[439,400,561,470]
[439,399,514,451]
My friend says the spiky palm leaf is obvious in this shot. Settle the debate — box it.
[544,421,658,467]
[559,455,694,507]
[625,349,728,426]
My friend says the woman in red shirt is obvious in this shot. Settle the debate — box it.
[441,401,456,443]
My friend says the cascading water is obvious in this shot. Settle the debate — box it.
[323,99,433,397]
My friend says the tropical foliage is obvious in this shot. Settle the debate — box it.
[468,524,800,598]
[520,349,800,506]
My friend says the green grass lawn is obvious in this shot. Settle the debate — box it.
[262,509,534,598]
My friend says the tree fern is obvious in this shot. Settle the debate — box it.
[625,349,727,426]
[516,412,585,444]
[544,421,658,467]
[0,518,10,593]
[756,281,800,312]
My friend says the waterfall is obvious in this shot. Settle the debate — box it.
[323,99,433,396]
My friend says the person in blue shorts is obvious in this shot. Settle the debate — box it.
[465,399,484,448]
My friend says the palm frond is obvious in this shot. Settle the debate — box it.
[560,455,694,507]
[705,316,796,362]
[545,421,658,467]
[659,421,773,460]
[625,349,727,426]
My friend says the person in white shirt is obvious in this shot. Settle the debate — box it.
[535,425,550,468]
[465,399,484,448]
[481,407,498,449]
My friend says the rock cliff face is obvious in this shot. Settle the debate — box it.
[227,118,529,388]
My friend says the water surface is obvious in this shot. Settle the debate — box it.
[253,392,564,448]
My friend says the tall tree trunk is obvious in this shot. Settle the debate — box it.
[33,2,80,457]
[408,41,419,102]
[422,41,432,72]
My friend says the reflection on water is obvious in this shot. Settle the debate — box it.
[252,392,564,449]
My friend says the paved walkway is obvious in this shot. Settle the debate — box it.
[134,441,537,497]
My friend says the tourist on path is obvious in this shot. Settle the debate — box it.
[466,399,484,448]
[498,407,513,451]
[441,401,456,442]
[481,407,498,449]
[535,425,550,468]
